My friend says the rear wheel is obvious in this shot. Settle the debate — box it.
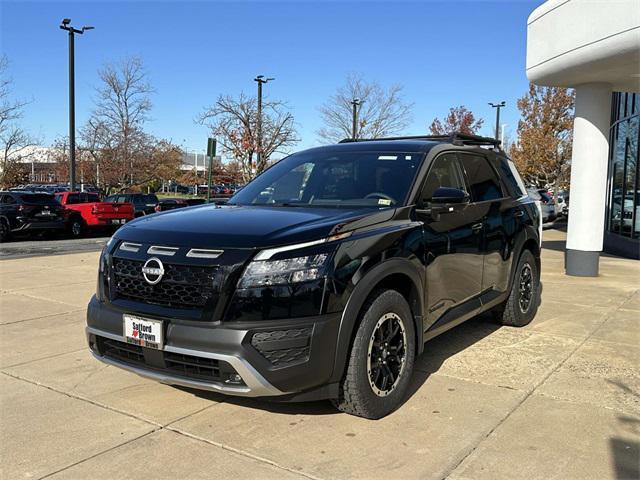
[0,219,10,242]
[333,289,416,419]
[69,217,84,238]
[495,249,540,327]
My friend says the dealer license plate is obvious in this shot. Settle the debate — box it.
[123,314,163,349]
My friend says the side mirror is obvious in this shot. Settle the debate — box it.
[430,187,470,205]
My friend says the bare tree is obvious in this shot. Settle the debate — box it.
[317,74,413,143]
[84,57,154,189]
[77,57,179,193]
[0,56,36,187]
[198,93,298,180]
[429,106,484,135]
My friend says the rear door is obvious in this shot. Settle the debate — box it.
[418,152,484,328]
[458,152,509,297]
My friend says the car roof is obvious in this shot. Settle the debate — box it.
[302,139,438,155]
[298,133,504,156]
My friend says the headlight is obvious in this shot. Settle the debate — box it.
[238,254,328,289]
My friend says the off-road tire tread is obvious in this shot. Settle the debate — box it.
[333,288,415,419]
[499,249,539,327]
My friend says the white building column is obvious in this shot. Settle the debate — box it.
[566,83,612,276]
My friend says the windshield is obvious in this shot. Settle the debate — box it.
[230,150,424,208]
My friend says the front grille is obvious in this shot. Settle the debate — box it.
[99,337,146,366]
[97,336,233,383]
[165,351,221,381]
[251,327,312,367]
[112,257,217,308]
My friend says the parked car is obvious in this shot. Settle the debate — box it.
[87,133,541,419]
[611,191,640,234]
[55,191,135,237]
[527,188,556,223]
[538,189,558,222]
[185,198,206,206]
[104,193,159,217]
[154,198,189,212]
[556,191,569,216]
[0,191,66,241]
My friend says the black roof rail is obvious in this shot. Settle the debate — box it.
[339,132,502,148]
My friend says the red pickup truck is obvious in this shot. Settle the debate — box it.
[55,192,135,237]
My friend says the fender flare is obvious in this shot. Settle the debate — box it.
[329,257,425,384]
[504,225,541,296]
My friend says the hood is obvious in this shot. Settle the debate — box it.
[115,204,395,249]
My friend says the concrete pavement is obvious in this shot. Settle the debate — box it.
[1,228,638,479]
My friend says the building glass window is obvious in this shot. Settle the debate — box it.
[607,92,640,243]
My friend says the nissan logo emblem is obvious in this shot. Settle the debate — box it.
[141,257,165,285]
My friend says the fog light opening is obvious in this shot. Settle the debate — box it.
[88,334,99,353]
[224,373,245,386]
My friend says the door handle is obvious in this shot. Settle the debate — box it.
[471,223,483,231]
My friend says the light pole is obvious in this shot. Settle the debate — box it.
[254,75,274,174]
[350,98,363,140]
[488,101,506,142]
[60,18,93,191]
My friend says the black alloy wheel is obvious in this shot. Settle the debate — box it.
[518,263,533,313]
[367,312,407,397]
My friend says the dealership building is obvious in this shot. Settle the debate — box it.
[527,0,640,275]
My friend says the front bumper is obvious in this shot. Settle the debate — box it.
[86,295,341,399]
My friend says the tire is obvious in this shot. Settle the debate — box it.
[0,219,10,243]
[495,249,540,327]
[69,217,84,238]
[333,289,416,419]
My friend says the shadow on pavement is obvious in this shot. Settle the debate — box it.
[175,313,502,417]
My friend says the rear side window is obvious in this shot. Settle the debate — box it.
[498,158,527,198]
[74,193,100,203]
[66,194,80,204]
[460,154,503,202]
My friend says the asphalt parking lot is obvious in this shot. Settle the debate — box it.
[1,228,638,480]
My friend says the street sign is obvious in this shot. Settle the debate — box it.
[207,138,216,157]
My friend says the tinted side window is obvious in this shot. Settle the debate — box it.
[66,194,80,204]
[88,193,101,202]
[497,158,526,198]
[461,154,503,202]
[421,153,467,202]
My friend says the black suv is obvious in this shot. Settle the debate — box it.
[104,193,159,217]
[0,191,66,242]
[87,134,541,419]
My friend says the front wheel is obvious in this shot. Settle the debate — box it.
[333,289,416,419]
[494,249,540,327]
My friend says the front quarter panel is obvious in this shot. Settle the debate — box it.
[325,207,426,383]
